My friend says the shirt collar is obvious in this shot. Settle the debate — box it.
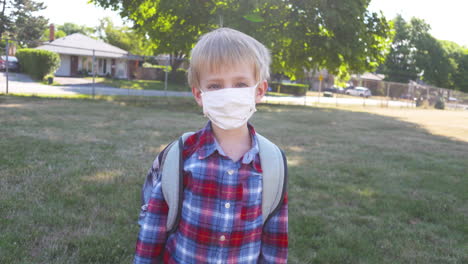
[197,121,259,165]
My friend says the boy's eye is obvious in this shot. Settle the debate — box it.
[234,82,249,88]
[207,84,222,90]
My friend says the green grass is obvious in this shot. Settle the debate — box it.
[1,95,467,264]
[85,77,190,92]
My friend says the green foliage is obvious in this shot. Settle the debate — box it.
[40,28,67,42]
[96,17,154,56]
[57,22,94,36]
[0,0,48,47]
[453,53,468,93]
[90,0,392,79]
[379,15,453,88]
[16,49,60,80]
[379,15,419,83]
[270,82,308,96]
[440,40,468,92]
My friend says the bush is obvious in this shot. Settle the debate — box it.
[270,82,308,96]
[16,49,60,80]
[434,97,445,110]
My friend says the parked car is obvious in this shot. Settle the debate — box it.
[0,56,19,72]
[345,86,372,98]
[324,86,344,94]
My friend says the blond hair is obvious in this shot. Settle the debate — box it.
[188,27,271,89]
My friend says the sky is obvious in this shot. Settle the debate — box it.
[38,0,468,47]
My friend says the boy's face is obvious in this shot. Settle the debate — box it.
[192,62,268,107]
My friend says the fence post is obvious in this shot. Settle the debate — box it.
[92,49,95,99]
[5,39,9,94]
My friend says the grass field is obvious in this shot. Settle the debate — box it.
[0,95,467,264]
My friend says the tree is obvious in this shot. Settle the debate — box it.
[0,0,48,47]
[409,18,451,87]
[453,52,468,93]
[379,15,452,88]
[96,17,154,56]
[378,15,418,82]
[57,22,95,36]
[40,27,67,42]
[90,0,391,78]
[441,40,468,92]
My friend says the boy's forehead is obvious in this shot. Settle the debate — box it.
[201,62,256,81]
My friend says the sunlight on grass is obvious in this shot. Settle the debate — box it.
[287,156,305,167]
[347,186,377,198]
[286,145,305,153]
[344,107,468,143]
[0,103,23,108]
[82,170,123,183]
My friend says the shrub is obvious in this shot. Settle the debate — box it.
[16,49,60,80]
[434,97,445,110]
[270,82,308,96]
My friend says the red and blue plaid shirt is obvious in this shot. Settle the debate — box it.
[135,122,288,263]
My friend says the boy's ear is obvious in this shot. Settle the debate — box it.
[192,86,203,106]
[255,80,268,103]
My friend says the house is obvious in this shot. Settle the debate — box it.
[350,72,385,90]
[36,26,141,79]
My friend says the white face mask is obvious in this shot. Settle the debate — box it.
[201,83,259,130]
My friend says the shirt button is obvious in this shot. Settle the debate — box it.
[225,203,230,209]
[227,169,234,175]
[220,235,226,241]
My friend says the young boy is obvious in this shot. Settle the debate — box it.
[134,27,288,264]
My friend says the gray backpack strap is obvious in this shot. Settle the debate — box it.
[161,132,194,233]
[256,133,287,225]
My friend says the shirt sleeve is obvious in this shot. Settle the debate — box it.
[259,192,288,263]
[134,159,169,264]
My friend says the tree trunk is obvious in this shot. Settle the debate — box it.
[169,52,185,75]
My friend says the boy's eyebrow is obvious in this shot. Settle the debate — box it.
[205,76,251,82]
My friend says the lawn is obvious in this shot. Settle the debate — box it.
[85,77,190,92]
[0,95,467,264]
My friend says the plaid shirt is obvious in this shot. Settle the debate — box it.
[135,122,288,264]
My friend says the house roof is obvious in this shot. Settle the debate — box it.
[36,33,130,59]
[358,72,385,81]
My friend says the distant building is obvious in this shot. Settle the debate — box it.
[350,72,385,90]
[36,25,141,79]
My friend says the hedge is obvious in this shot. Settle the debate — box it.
[16,49,60,80]
[270,82,308,96]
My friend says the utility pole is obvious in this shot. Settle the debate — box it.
[2,37,17,94]
[92,49,95,98]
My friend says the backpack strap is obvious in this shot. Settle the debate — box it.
[256,133,288,225]
[161,132,194,233]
